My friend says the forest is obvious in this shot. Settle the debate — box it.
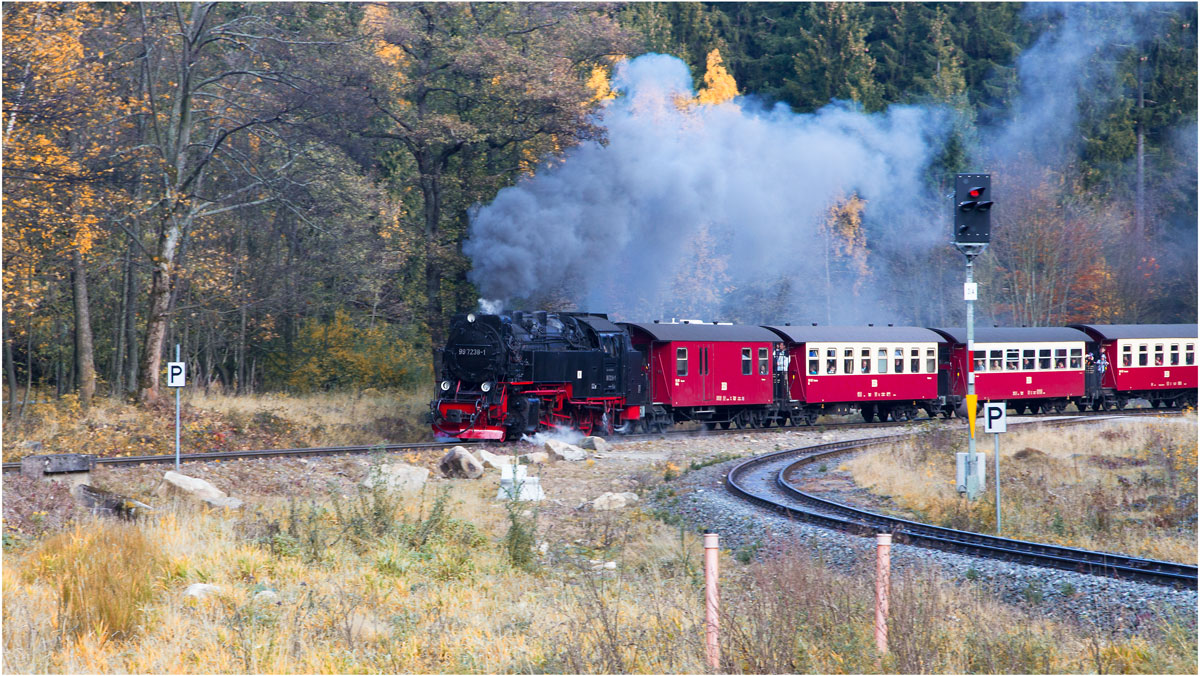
[3,2,1197,406]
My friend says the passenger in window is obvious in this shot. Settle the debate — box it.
[991,359,1002,370]
[1055,359,1065,368]
[1155,355,1163,366]
[861,359,871,373]
[1023,358,1033,369]
[809,362,819,375]
[826,359,837,374]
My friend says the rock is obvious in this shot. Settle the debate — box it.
[519,451,551,465]
[580,436,611,452]
[184,583,221,599]
[72,484,152,520]
[476,448,515,469]
[438,446,484,479]
[591,492,627,510]
[545,439,587,462]
[347,612,386,643]
[617,491,639,504]
[154,471,244,510]
[253,590,280,604]
[362,463,429,493]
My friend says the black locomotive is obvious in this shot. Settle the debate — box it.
[432,311,647,439]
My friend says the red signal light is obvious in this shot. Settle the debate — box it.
[968,187,984,198]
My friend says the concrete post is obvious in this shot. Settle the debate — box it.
[704,532,720,670]
[875,533,892,654]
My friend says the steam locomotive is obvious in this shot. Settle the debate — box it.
[430,311,1197,441]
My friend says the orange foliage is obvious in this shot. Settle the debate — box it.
[2,3,139,318]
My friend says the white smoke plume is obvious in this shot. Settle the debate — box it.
[464,54,950,323]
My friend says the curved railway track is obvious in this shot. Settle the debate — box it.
[724,414,1197,589]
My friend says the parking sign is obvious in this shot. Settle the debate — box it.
[983,402,1006,434]
[167,362,186,388]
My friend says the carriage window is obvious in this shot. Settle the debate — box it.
[878,348,888,374]
[1122,345,1132,366]
[1170,344,1180,366]
[1154,344,1164,366]
[742,348,752,375]
[1070,348,1082,369]
[1187,344,1195,366]
[861,348,871,374]
[808,358,819,375]
[909,348,920,374]
[975,351,987,372]
[892,348,903,373]
[1039,349,1052,370]
[843,348,854,375]
[826,348,838,375]
[990,350,1003,371]
[759,348,769,375]
[1054,348,1067,369]
[1006,349,1020,371]
[1138,344,1148,366]
[677,347,688,376]
[926,348,936,374]
[1021,349,1035,370]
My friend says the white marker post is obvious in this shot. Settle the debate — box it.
[167,345,186,471]
[982,402,1007,534]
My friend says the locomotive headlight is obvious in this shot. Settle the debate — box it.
[481,381,493,393]
[440,380,452,391]
[467,313,476,323]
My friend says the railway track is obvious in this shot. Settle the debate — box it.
[1,405,1183,474]
[724,414,1198,589]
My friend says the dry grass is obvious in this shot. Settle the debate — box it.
[3,471,1195,674]
[1,387,434,462]
[845,418,1198,563]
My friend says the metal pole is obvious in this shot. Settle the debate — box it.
[175,343,181,472]
[994,432,1001,534]
[875,533,891,654]
[704,533,720,670]
[965,257,980,499]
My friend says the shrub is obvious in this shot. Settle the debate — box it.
[27,520,163,642]
[268,310,431,391]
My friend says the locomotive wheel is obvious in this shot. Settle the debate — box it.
[891,408,909,422]
[1053,402,1066,413]
[1115,398,1128,410]
[861,404,876,423]
[804,410,820,426]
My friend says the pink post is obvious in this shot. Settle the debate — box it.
[875,533,892,654]
[704,532,720,671]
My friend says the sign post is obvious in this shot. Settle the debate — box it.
[982,402,1007,534]
[168,345,185,472]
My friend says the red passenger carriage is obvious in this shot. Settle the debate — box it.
[621,321,782,429]
[1069,324,1198,409]
[931,327,1088,413]
[764,325,943,422]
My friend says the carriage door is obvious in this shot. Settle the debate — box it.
[700,343,716,403]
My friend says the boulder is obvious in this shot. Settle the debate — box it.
[617,491,639,504]
[591,492,627,511]
[544,439,587,462]
[184,583,222,599]
[438,446,484,479]
[362,463,429,494]
[154,471,243,510]
[476,448,515,469]
[580,436,611,452]
[518,452,551,465]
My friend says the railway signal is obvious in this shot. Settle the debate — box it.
[952,172,993,500]
[954,173,992,245]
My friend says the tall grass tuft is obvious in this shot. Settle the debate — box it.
[28,520,163,642]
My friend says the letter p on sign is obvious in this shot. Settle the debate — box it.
[983,402,1006,434]
[167,362,186,388]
